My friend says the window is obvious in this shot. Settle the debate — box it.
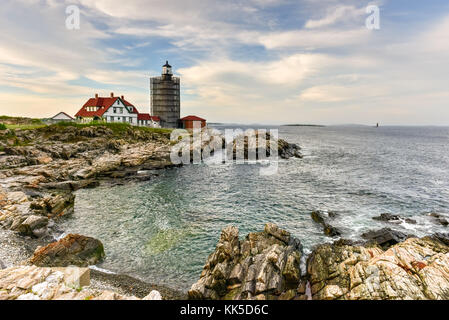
[119,108,123,114]
[113,107,117,113]
[117,117,120,121]
[129,107,133,112]
[110,116,114,122]
[129,117,132,123]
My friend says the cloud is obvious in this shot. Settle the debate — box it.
[1,0,449,125]
[304,5,365,29]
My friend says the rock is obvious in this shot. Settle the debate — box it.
[264,222,290,244]
[17,215,49,237]
[30,193,75,218]
[277,140,302,159]
[373,213,417,225]
[311,211,341,237]
[0,259,5,270]
[0,266,143,300]
[361,228,409,249]
[29,234,105,267]
[188,224,302,300]
[41,180,99,191]
[431,233,449,246]
[428,213,449,227]
[307,236,449,300]
[143,290,162,300]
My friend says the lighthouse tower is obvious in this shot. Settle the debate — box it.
[150,61,180,128]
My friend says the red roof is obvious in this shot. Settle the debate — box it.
[75,96,137,118]
[138,113,151,120]
[138,114,160,121]
[180,115,206,121]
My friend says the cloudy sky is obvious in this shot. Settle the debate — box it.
[0,0,448,125]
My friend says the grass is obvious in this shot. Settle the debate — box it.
[53,121,173,135]
[5,123,47,130]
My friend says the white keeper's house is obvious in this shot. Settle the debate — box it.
[75,92,160,127]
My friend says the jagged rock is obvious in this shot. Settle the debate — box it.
[41,180,99,191]
[361,228,409,249]
[307,236,449,300]
[29,234,105,267]
[311,211,341,237]
[432,233,449,246]
[373,213,417,224]
[17,215,48,237]
[29,193,74,218]
[277,139,302,159]
[143,290,162,300]
[0,266,150,300]
[188,224,302,300]
[428,212,449,227]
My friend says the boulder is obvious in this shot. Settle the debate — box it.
[428,212,449,227]
[188,224,302,300]
[17,215,49,237]
[30,193,75,218]
[0,266,143,300]
[143,290,162,300]
[29,234,105,267]
[310,211,341,237]
[307,236,449,300]
[373,213,417,224]
[361,228,409,249]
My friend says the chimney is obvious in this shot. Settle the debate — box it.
[121,95,124,100]
[95,93,98,98]
[110,92,114,97]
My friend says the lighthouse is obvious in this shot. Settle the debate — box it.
[150,61,181,128]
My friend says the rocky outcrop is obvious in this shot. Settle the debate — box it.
[427,212,449,227]
[311,211,341,237]
[361,228,410,249]
[17,215,48,237]
[0,266,163,300]
[307,235,449,300]
[29,234,105,267]
[373,213,417,225]
[188,223,303,300]
[0,124,174,243]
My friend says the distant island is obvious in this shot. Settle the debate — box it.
[282,124,325,127]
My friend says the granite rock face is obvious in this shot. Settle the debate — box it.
[0,125,174,241]
[0,266,162,300]
[29,234,105,267]
[307,235,449,300]
[188,223,303,300]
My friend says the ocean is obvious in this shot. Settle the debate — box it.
[59,125,449,292]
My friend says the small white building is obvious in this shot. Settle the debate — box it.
[75,93,160,127]
[49,112,74,122]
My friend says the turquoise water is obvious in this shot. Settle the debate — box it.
[60,125,449,292]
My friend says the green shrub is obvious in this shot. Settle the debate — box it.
[0,123,6,130]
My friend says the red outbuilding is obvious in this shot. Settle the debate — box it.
[180,115,206,130]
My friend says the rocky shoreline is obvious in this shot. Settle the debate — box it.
[2,121,448,300]
[0,121,302,300]
[189,223,449,300]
